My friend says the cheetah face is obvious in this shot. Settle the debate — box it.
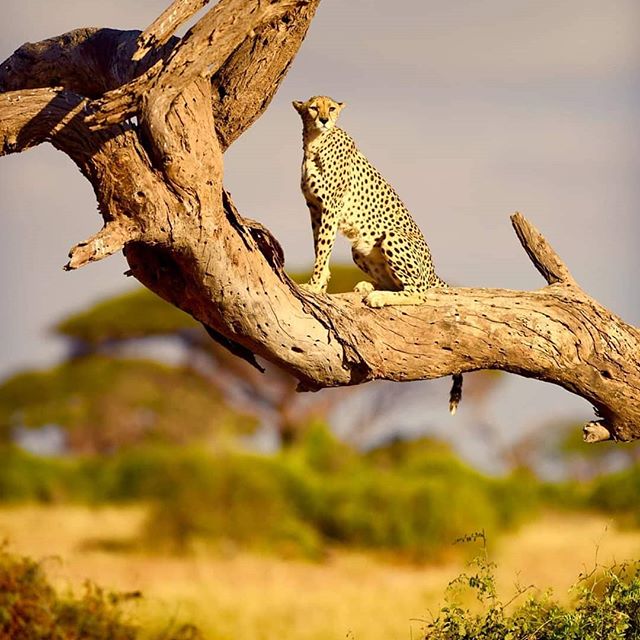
[293,96,345,135]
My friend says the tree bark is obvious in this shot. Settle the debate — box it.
[1,0,639,443]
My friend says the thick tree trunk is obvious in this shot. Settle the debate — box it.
[1,0,638,443]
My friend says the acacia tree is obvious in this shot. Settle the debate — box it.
[1,0,639,444]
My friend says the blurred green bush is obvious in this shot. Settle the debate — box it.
[586,464,640,525]
[0,425,541,560]
[8,428,640,561]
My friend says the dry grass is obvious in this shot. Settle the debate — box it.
[0,505,638,640]
[495,511,640,596]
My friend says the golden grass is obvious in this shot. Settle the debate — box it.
[0,505,638,640]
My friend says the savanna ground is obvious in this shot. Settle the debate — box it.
[1,505,639,640]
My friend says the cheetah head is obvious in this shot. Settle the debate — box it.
[293,96,345,134]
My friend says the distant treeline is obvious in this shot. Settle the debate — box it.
[1,425,638,559]
[0,426,542,559]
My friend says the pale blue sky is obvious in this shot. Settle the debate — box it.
[1,0,638,458]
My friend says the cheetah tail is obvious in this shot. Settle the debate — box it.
[449,373,463,415]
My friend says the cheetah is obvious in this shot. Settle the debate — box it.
[293,95,462,414]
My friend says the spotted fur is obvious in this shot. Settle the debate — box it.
[293,95,462,414]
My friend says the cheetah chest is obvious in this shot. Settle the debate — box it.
[301,154,326,205]
[302,143,378,254]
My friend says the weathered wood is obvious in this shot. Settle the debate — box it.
[133,0,212,61]
[1,0,639,443]
[511,212,575,286]
[85,0,310,131]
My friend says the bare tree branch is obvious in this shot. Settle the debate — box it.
[1,0,639,446]
[65,222,141,271]
[511,212,575,285]
[0,28,155,96]
[133,0,212,61]
[0,88,88,156]
[583,421,613,443]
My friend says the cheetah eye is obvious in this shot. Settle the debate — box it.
[329,106,336,112]
[309,106,318,113]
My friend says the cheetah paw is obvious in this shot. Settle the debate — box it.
[354,281,375,295]
[299,282,327,295]
[364,291,392,308]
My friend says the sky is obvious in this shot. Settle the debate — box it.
[1,0,639,460]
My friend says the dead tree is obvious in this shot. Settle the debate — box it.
[1,0,639,444]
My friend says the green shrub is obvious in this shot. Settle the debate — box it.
[281,430,541,560]
[140,450,322,556]
[0,448,78,503]
[587,465,640,525]
[0,547,203,640]
[309,472,495,560]
[538,478,589,511]
[488,470,541,530]
[424,534,640,639]
[0,545,203,640]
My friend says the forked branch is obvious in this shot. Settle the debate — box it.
[86,0,308,130]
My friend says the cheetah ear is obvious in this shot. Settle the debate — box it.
[337,101,346,110]
[292,101,305,113]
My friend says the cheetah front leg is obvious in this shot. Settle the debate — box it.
[299,204,339,295]
[350,247,377,295]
